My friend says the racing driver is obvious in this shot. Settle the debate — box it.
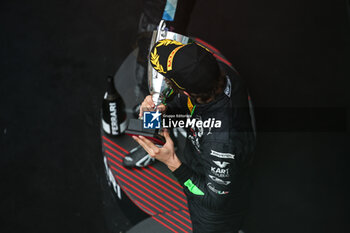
[133,39,256,233]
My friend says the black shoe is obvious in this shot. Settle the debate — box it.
[123,146,155,168]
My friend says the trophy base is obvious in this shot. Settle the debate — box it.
[125,119,165,145]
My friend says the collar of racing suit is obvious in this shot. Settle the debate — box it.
[190,75,231,116]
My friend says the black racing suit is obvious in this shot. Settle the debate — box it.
[167,63,256,233]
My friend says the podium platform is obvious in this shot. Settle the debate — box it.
[99,46,193,232]
[102,133,192,233]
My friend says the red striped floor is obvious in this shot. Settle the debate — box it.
[195,38,233,67]
[102,135,192,232]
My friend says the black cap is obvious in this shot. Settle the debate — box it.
[149,39,220,94]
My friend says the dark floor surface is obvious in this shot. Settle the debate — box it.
[1,0,350,233]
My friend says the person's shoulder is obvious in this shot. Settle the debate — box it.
[219,63,241,81]
[219,63,247,96]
